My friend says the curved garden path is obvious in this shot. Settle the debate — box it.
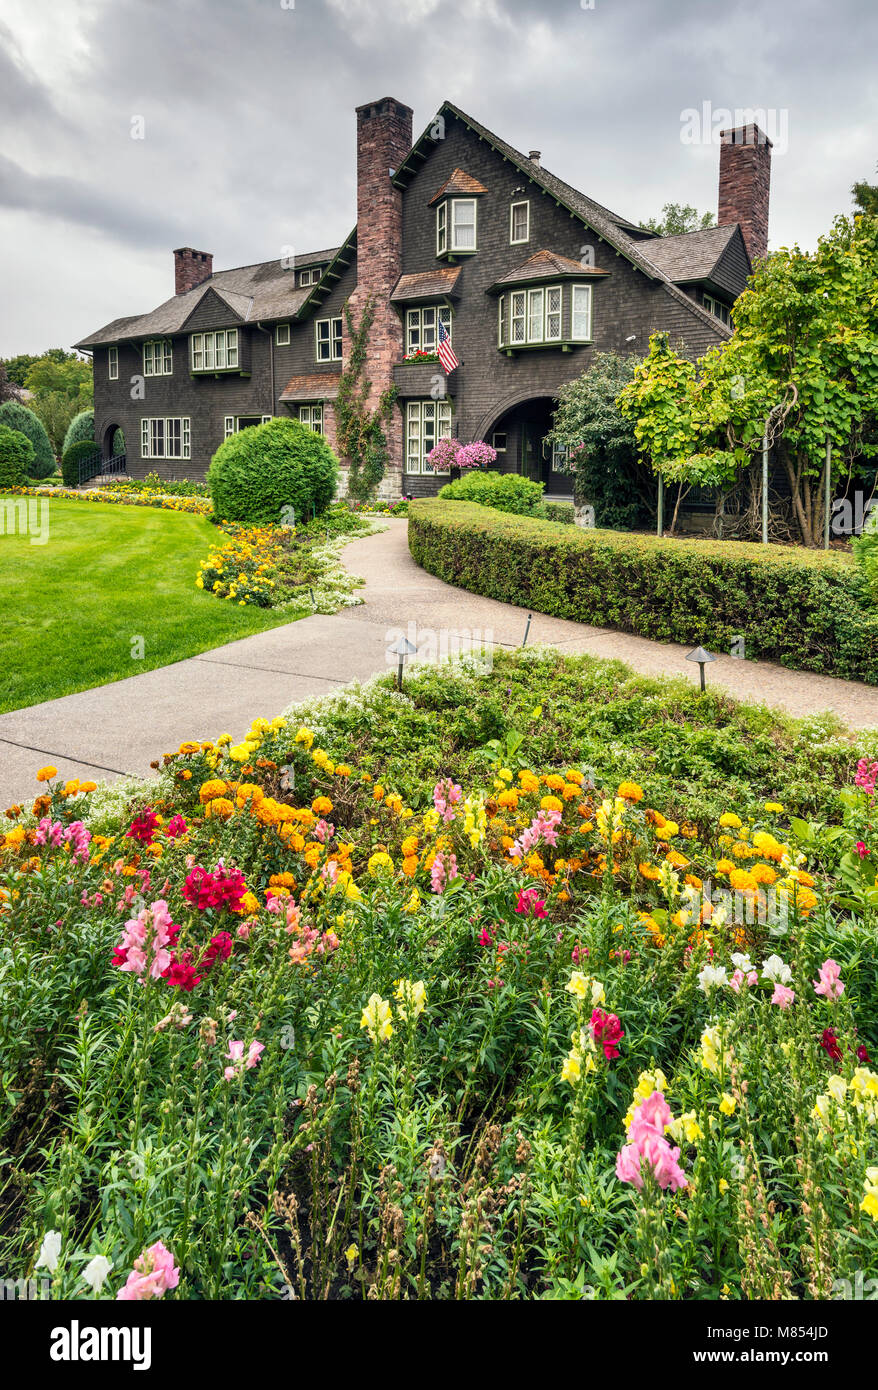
[1,518,876,805]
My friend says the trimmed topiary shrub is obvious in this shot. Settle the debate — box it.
[63,408,95,455]
[0,424,35,488]
[408,499,878,684]
[543,499,575,524]
[207,418,338,524]
[438,470,545,516]
[61,439,101,488]
[0,401,55,479]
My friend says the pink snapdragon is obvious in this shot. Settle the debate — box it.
[512,808,562,860]
[813,958,844,1001]
[224,1039,265,1080]
[116,1240,179,1301]
[34,817,91,863]
[514,888,547,919]
[771,983,796,1009]
[855,758,877,795]
[111,900,179,979]
[433,777,463,824]
[430,850,458,894]
[615,1092,687,1193]
[165,814,188,839]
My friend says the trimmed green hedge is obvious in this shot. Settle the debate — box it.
[408,499,878,684]
[438,470,545,515]
[0,401,55,479]
[62,408,95,455]
[61,439,101,487]
[207,418,338,525]
[543,499,574,525]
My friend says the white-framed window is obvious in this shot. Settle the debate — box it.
[405,304,452,356]
[140,417,190,459]
[492,431,507,453]
[299,266,321,287]
[225,414,272,438]
[510,200,530,244]
[315,316,342,361]
[436,202,448,256]
[276,323,290,346]
[451,198,476,251]
[108,346,119,380]
[190,329,239,371]
[405,399,453,475]
[143,338,172,376]
[703,293,731,327]
[299,403,324,434]
[551,441,570,471]
[571,284,592,340]
[498,284,569,347]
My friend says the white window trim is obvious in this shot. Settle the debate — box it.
[299,403,324,434]
[108,346,119,380]
[492,431,507,453]
[571,283,593,341]
[405,304,452,356]
[140,417,190,459]
[436,202,447,256]
[190,329,239,372]
[143,338,172,376]
[275,323,291,346]
[703,293,731,327]
[450,198,477,253]
[405,398,453,476]
[498,284,572,347]
[510,200,530,244]
[315,316,342,362]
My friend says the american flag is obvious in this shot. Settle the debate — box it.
[437,318,459,374]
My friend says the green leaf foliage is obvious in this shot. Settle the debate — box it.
[0,401,55,479]
[207,418,338,525]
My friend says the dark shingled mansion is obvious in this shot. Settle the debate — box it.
[74,98,771,499]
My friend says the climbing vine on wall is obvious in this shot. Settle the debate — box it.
[335,295,398,501]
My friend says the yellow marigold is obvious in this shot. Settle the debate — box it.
[750,862,776,884]
[4,825,26,846]
[519,771,540,795]
[564,768,584,784]
[560,783,578,802]
[335,764,352,778]
[639,862,661,881]
[239,892,260,915]
[401,835,419,858]
[36,766,57,783]
[544,774,566,790]
[312,796,333,816]
[373,785,385,801]
[205,797,235,820]
[80,781,97,793]
[402,855,419,877]
[665,849,689,868]
[617,781,644,802]
[178,741,201,755]
[303,844,322,870]
[719,812,742,829]
[684,873,703,890]
[283,829,306,852]
[497,790,519,810]
[368,850,394,875]
[789,868,815,887]
[654,821,679,840]
[540,795,563,814]
[729,868,758,892]
[764,801,784,813]
[269,872,297,889]
[715,858,735,875]
[236,783,264,806]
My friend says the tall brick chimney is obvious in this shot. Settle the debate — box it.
[343,97,413,494]
[718,125,771,266]
[174,247,213,295]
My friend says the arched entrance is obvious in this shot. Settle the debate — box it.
[477,395,571,497]
[101,423,125,462]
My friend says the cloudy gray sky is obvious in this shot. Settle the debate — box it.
[1,0,875,356]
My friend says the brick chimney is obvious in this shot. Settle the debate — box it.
[718,125,771,266]
[343,97,413,494]
[174,247,213,295]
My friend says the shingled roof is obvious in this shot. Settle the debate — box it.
[631,224,740,284]
[489,249,612,289]
[390,267,462,302]
[278,372,342,403]
[73,248,342,348]
[427,168,489,206]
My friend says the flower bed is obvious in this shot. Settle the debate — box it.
[408,499,878,684]
[2,653,877,1301]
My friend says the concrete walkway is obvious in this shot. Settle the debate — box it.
[1,518,877,806]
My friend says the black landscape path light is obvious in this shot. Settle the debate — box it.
[686,645,717,693]
[389,634,418,691]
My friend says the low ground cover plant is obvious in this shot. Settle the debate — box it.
[409,499,878,684]
[1,651,876,1301]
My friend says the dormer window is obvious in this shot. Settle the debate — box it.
[300,266,322,287]
[436,198,478,257]
[190,329,238,371]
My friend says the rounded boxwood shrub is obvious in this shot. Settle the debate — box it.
[0,424,35,488]
[0,401,55,479]
[61,439,101,488]
[438,469,545,516]
[207,418,338,524]
[63,408,95,455]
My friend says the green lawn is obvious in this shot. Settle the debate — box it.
[0,497,306,712]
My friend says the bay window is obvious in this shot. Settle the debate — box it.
[405,399,453,475]
[436,198,477,255]
[405,304,452,356]
[190,329,239,371]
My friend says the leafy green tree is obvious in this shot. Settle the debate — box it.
[1,348,84,388]
[0,424,35,487]
[24,354,92,405]
[852,165,878,217]
[640,203,715,236]
[0,401,55,478]
[547,352,654,529]
[63,409,96,454]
